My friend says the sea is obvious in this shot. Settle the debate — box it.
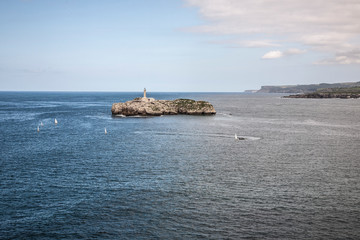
[0,92,359,239]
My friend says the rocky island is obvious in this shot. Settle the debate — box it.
[111,89,216,116]
[284,87,360,99]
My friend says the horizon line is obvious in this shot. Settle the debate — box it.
[0,90,253,93]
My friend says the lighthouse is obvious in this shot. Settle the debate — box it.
[140,88,155,102]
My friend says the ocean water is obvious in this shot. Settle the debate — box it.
[0,92,359,239]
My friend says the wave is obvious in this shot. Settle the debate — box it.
[85,115,113,120]
[0,112,42,122]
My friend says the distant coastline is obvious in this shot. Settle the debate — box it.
[284,87,360,99]
[246,81,360,94]
[245,81,360,99]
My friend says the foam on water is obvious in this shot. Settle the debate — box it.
[134,130,261,141]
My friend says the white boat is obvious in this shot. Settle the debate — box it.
[105,128,107,134]
[37,126,40,132]
[55,118,58,124]
[235,134,245,140]
[40,121,44,126]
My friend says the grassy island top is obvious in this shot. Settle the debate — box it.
[173,99,211,110]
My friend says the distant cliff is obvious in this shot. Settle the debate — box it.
[257,82,360,93]
[111,98,216,116]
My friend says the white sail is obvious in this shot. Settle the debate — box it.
[37,126,40,132]
[55,118,58,124]
[105,128,107,134]
[235,133,238,139]
[40,121,44,126]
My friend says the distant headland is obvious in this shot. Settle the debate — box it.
[249,81,360,94]
[246,81,360,99]
[111,88,216,116]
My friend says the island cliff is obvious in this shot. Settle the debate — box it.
[111,90,216,116]
[112,98,216,116]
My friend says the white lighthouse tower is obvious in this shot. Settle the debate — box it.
[141,88,155,102]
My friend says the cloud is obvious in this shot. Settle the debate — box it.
[185,0,360,64]
[262,48,305,60]
[206,39,280,48]
[316,49,360,64]
[262,51,283,59]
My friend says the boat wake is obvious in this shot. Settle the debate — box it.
[134,131,260,141]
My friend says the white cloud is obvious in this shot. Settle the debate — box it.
[185,0,360,64]
[262,51,283,59]
[262,48,306,60]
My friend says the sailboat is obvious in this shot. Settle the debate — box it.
[55,118,58,125]
[37,126,40,132]
[105,128,107,135]
[235,133,238,140]
[40,121,44,126]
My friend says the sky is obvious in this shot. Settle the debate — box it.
[0,0,360,92]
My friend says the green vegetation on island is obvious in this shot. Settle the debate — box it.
[173,99,211,111]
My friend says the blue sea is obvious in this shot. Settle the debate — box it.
[1,92,359,239]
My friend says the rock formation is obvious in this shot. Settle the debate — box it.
[284,87,360,99]
[111,98,216,116]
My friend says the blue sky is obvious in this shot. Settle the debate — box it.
[1,0,360,91]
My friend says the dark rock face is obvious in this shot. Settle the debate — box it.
[111,98,216,116]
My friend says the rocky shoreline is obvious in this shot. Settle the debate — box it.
[111,98,216,116]
[284,93,360,99]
